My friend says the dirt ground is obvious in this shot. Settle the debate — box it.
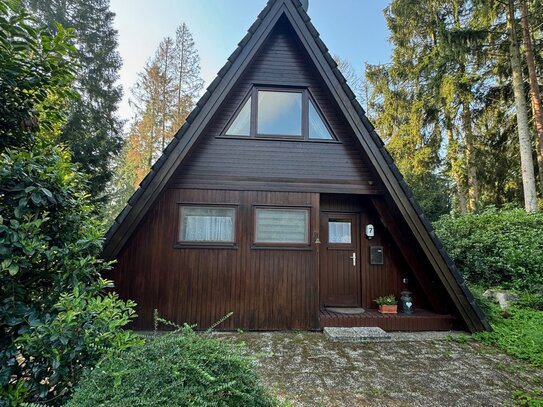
[225,331,543,407]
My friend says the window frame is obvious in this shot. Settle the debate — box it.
[175,203,238,249]
[221,86,338,142]
[326,216,356,250]
[252,205,312,249]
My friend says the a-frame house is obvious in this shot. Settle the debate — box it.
[104,0,490,332]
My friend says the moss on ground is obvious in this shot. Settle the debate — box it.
[222,332,543,407]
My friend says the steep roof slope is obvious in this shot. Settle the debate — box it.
[104,0,490,332]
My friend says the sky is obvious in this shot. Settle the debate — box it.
[109,0,392,123]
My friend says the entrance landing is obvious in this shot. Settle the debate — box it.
[320,307,456,331]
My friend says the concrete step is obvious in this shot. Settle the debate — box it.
[324,327,391,342]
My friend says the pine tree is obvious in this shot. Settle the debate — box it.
[130,60,165,167]
[107,22,203,223]
[172,23,204,129]
[367,0,490,214]
[23,0,124,198]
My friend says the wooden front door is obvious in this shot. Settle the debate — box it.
[319,212,360,307]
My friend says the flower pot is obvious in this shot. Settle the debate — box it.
[378,304,398,314]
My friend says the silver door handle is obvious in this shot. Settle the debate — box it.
[350,252,356,266]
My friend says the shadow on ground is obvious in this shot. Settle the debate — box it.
[223,331,542,407]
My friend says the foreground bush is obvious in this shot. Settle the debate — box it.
[66,325,279,407]
[0,147,140,405]
[434,207,543,292]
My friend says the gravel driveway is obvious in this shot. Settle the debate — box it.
[225,331,543,407]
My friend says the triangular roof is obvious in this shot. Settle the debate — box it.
[104,0,490,332]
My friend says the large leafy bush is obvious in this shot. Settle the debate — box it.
[0,147,140,405]
[66,324,279,407]
[0,0,76,151]
[434,208,543,292]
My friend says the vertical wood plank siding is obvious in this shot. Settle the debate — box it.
[108,18,458,331]
[319,194,438,311]
[111,189,320,330]
[171,17,380,194]
[110,192,455,330]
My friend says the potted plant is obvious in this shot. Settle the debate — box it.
[374,295,398,314]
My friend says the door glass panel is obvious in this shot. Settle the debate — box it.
[328,220,351,244]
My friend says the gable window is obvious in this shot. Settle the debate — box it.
[178,206,235,244]
[225,97,251,136]
[257,91,302,136]
[224,87,335,141]
[308,99,333,140]
[254,207,309,245]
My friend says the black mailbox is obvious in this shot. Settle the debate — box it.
[370,246,384,265]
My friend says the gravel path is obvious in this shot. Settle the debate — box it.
[224,331,543,407]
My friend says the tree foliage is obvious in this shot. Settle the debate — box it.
[366,0,543,214]
[0,147,140,405]
[0,2,139,404]
[0,0,75,151]
[106,22,203,224]
[434,207,543,291]
[23,0,125,198]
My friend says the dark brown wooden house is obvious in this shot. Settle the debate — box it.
[104,0,490,332]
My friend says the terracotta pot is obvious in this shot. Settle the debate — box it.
[379,304,398,314]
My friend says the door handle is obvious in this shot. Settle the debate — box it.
[350,252,356,266]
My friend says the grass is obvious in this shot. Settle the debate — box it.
[474,304,543,406]
[474,305,543,367]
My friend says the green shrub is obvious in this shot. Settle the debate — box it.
[516,292,543,311]
[433,207,543,292]
[513,390,543,407]
[0,146,140,405]
[0,0,76,151]
[66,325,279,407]
[475,305,543,367]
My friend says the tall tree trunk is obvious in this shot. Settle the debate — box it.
[445,114,468,213]
[462,99,479,212]
[536,137,543,196]
[520,0,543,196]
[507,0,538,212]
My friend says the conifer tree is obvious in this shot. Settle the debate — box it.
[107,22,203,224]
[23,0,124,198]
[172,23,204,129]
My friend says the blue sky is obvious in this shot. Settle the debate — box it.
[109,0,392,122]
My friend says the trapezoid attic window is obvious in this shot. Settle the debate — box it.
[223,88,336,141]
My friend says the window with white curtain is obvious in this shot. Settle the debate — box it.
[179,206,235,243]
[328,220,352,244]
[255,208,309,244]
